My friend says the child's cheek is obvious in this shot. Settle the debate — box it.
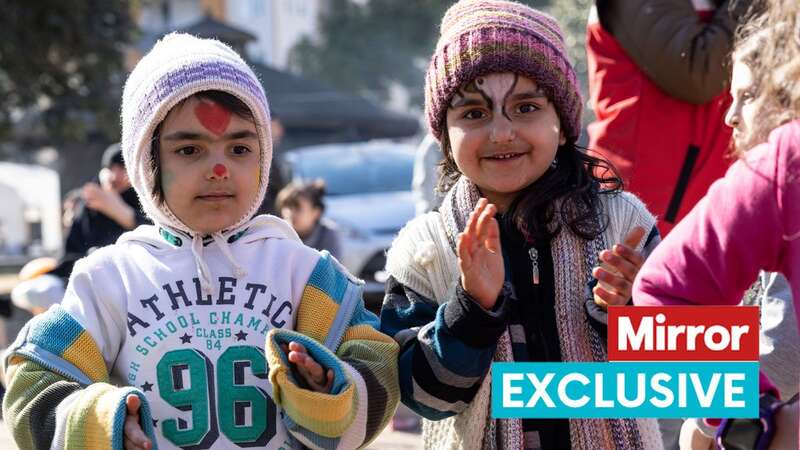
[447,128,468,153]
[162,170,175,195]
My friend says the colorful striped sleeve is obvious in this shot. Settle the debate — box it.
[265,252,399,450]
[2,305,157,450]
[379,276,511,420]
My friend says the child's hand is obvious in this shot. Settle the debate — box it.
[282,341,334,393]
[592,227,646,309]
[457,198,504,310]
[678,419,714,450]
[124,394,152,450]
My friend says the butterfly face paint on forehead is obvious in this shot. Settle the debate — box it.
[194,99,232,136]
[450,73,519,121]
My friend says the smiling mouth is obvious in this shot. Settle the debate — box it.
[484,152,524,161]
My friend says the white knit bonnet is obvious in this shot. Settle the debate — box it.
[121,33,271,294]
[121,32,271,234]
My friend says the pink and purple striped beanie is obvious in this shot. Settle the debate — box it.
[425,0,582,142]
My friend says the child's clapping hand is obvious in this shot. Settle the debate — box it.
[457,198,504,311]
[282,341,335,393]
[123,394,152,450]
[592,227,646,308]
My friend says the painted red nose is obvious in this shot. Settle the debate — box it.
[213,164,227,177]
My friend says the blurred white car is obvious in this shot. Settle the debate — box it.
[280,141,416,307]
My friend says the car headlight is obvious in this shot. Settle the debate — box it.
[360,251,388,283]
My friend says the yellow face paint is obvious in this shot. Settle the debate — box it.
[255,151,262,193]
[162,170,174,193]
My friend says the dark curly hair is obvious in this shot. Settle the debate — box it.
[275,179,327,213]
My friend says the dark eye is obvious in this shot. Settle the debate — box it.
[176,146,198,156]
[232,145,252,155]
[518,103,539,113]
[463,109,486,120]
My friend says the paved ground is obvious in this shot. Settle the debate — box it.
[368,429,422,450]
[0,408,423,449]
[367,405,422,449]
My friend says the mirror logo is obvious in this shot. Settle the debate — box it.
[492,307,760,418]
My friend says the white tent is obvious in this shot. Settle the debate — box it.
[0,162,61,257]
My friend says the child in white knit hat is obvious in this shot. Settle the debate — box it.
[2,33,398,450]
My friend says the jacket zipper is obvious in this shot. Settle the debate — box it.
[529,247,540,285]
[665,144,700,223]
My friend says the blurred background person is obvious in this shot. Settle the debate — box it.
[277,179,342,259]
[60,188,83,233]
[38,142,150,289]
[64,142,147,257]
[9,143,150,320]
[258,114,289,215]
[411,134,444,216]
[586,0,754,237]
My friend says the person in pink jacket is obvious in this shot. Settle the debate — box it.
[633,119,799,328]
[633,3,799,448]
[635,119,800,448]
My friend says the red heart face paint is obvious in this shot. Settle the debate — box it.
[213,163,227,177]
[194,100,232,135]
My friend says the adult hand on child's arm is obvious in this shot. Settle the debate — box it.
[124,394,152,450]
[457,198,504,310]
[592,226,646,309]
[282,341,334,393]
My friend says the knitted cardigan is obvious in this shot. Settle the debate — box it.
[385,179,664,450]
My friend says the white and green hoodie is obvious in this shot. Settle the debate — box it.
[3,216,400,450]
[3,32,398,450]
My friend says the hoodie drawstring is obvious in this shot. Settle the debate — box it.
[212,232,248,279]
[190,232,248,296]
[191,234,215,295]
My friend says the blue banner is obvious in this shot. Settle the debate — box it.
[491,362,759,418]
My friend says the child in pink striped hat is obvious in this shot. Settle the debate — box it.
[380,1,664,448]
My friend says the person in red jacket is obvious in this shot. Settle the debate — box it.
[586,0,753,236]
